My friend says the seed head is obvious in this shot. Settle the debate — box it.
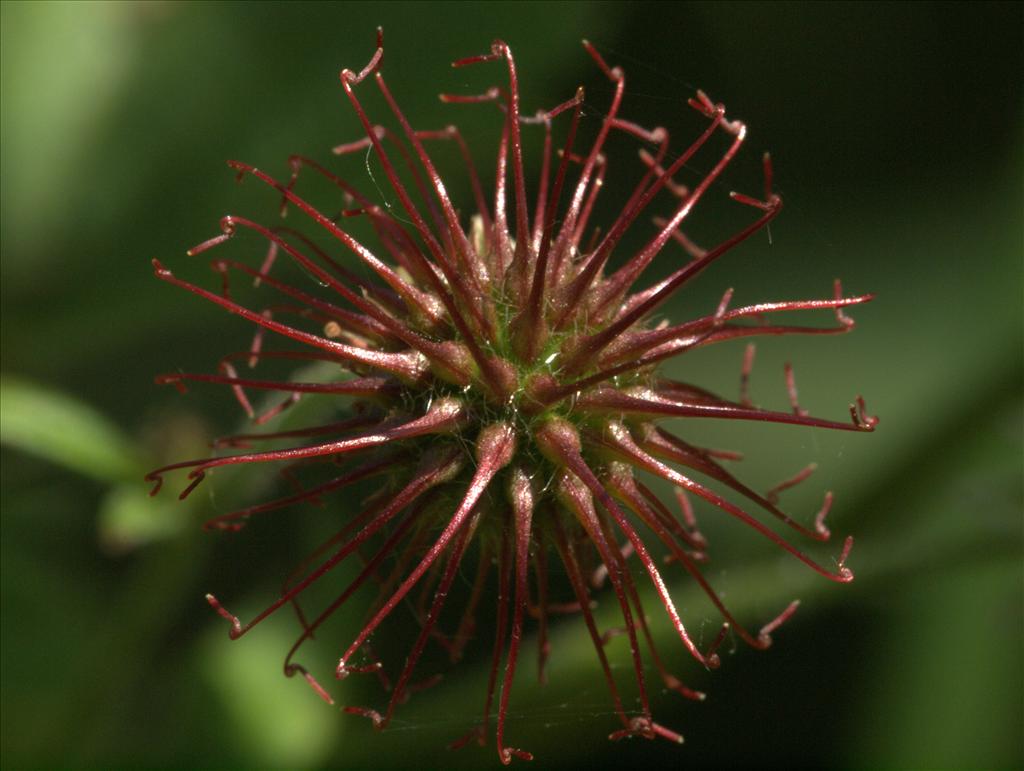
[149,30,877,761]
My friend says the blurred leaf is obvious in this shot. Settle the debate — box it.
[0,1,139,275]
[201,614,338,768]
[845,395,1023,768]
[97,483,188,554]
[0,375,139,481]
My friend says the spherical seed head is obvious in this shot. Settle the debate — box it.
[148,31,876,760]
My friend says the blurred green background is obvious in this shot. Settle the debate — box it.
[2,1,1021,768]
